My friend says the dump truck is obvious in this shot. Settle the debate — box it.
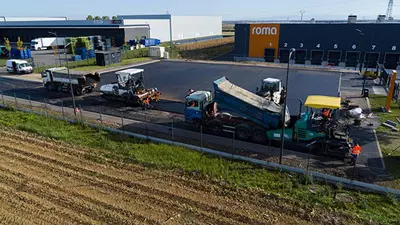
[42,67,100,96]
[100,68,161,105]
[184,77,290,143]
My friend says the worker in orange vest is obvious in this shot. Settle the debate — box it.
[351,143,362,165]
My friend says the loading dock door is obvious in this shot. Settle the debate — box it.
[311,50,324,65]
[345,51,360,67]
[279,49,290,63]
[264,48,275,62]
[364,52,380,68]
[294,49,306,64]
[327,51,342,66]
[384,53,400,69]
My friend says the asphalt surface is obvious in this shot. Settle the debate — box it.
[99,61,341,115]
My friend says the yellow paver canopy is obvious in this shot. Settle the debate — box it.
[304,95,341,109]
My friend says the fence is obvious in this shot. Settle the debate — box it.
[0,91,399,197]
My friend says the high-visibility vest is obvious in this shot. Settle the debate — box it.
[352,145,362,155]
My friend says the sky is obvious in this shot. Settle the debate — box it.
[1,0,398,21]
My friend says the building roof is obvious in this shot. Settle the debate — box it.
[0,20,150,29]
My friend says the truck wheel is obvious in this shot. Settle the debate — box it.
[252,128,267,143]
[193,119,202,130]
[38,47,41,51]
[236,126,251,140]
[74,87,83,96]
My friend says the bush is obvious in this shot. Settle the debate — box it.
[121,48,149,60]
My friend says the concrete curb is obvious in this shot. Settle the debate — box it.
[167,59,361,74]
[366,97,386,170]
[95,60,161,75]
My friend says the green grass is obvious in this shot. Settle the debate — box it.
[0,107,398,224]
[73,57,151,72]
[161,43,233,60]
[369,94,400,189]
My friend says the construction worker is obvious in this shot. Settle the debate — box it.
[351,143,362,165]
[142,98,150,110]
[321,108,332,120]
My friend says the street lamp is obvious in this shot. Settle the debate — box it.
[48,31,62,67]
[356,29,374,96]
[279,48,296,164]
[64,42,77,116]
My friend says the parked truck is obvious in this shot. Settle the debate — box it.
[42,67,100,96]
[100,68,161,106]
[184,77,290,143]
[31,37,67,50]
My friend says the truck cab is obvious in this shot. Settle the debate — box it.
[256,78,282,104]
[184,91,213,127]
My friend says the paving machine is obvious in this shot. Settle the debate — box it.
[100,68,160,105]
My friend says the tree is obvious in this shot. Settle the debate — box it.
[94,16,101,20]
[86,15,94,20]
[112,16,118,20]
[17,37,23,50]
[4,38,11,51]
[102,16,110,20]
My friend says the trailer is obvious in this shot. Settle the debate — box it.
[31,37,67,51]
[41,67,100,96]
[100,68,161,106]
[184,76,290,143]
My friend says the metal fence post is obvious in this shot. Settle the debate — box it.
[28,95,32,111]
[44,98,48,116]
[61,101,65,120]
[200,125,203,151]
[99,108,103,126]
[171,118,175,143]
[14,93,18,109]
[79,104,83,125]
[1,91,4,106]
[121,112,124,134]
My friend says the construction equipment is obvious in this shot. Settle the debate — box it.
[42,67,100,95]
[100,68,160,105]
[256,78,283,104]
[266,95,352,159]
[184,76,290,143]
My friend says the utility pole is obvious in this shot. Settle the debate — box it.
[299,10,306,21]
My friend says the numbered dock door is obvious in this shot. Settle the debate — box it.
[310,50,324,65]
[294,49,306,64]
[363,52,380,68]
[264,48,275,62]
[327,50,342,66]
[345,51,360,67]
[384,52,400,69]
[279,49,290,63]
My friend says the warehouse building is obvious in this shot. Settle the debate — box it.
[0,14,222,46]
[234,18,400,69]
[118,14,222,42]
[0,20,149,47]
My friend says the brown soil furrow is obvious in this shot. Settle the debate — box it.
[0,134,272,224]
[0,129,217,194]
[0,165,148,225]
[0,183,76,225]
[0,141,266,225]
[0,145,226,225]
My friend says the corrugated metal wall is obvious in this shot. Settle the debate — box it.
[171,16,222,41]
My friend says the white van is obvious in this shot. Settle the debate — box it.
[6,59,33,74]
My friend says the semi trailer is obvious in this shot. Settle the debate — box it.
[42,67,100,96]
[184,76,290,143]
[100,68,161,105]
[31,37,67,51]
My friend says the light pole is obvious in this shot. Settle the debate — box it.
[356,29,374,96]
[279,48,296,164]
[48,31,62,67]
[64,42,77,116]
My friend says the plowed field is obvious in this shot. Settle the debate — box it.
[0,128,314,225]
